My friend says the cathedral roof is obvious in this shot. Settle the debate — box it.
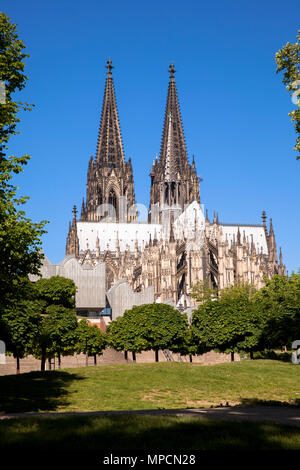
[221,225,269,254]
[76,221,162,253]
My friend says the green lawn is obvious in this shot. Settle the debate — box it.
[0,360,299,414]
[0,414,300,451]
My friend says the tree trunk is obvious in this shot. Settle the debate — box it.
[16,357,20,374]
[124,351,128,361]
[231,351,235,362]
[250,351,254,360]
[94,354,97,365]
[155,349,159,362]
[41,347,46,371]
[58,352,61,369]
[132,351,136,362]
[48,359,52,370]
[189,354,193,363]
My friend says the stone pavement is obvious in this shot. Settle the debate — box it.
[1,406,300,427]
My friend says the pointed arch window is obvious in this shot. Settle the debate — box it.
[164,183,169,204]
[108,188,117,211]
[98,188,103,206]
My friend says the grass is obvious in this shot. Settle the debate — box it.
[0,360,299,414]
[0,415,300,451]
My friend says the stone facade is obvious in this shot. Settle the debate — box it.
[66,59,286,310]
[32,255,155,319]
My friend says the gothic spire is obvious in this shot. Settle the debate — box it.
[95,58,125,168]
[66,205,79,256]
[205,208,209,223]
[237,226,241,245]
[279,247,283,266]
[80,198,86,220]
[159,62,188,179]
[262,210,268,237]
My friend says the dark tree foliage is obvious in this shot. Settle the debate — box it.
[1,299,42,373]
[0,13,47,312]
[34,276,77,309]
[31,304,78,371]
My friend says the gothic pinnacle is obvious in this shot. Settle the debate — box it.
[237,226,241,245]
[106,57,114,75]
[279,246,283,265]
[169,61,176,79]
[269,217,274,235]
[243,230,246,247]
[72,205,77,224]
[153,228,158,245]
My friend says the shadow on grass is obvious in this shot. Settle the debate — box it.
[253,351,292,362]
[0,370,84,413]
[0,414,299,451]
[239,398,300,408]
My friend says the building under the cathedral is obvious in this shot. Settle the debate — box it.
[65,59,285,312]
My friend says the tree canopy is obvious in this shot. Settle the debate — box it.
[1,299,42,373]
[255,273,300,349]
[29,277,78,370]
[107,303,189,361]
[34,276,77,309]
[31,304,78,371]
[76,319,106,365]
[276,29,300,159]
[0,13,47,311]
[192,283,264,360]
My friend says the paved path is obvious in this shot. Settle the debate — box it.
[1,407,300,427]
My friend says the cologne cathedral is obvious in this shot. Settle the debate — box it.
[66,59,285,308]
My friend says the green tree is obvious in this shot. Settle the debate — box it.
[0,13,47,313]
[45,304,78,368]
[76,319,106,366]
[275,29,300,159]
[28,277,78,370]
[254,273,300,349]
[32,305,78,371]
[106,311,149,362]
[35,276,77,309]
[1,300,42,373]
[192,283,263,361]
[107,303,189,362]
[178,326,199,362]
[190,279,218,303]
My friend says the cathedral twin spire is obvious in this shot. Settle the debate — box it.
[149,61,201,214]
[159,62,189,181]
[95,58,196,182]
[69,58,201,234]
[95,58,125,169]
[81,58,135,223]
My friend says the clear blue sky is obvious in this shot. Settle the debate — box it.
[2,0,300,273]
